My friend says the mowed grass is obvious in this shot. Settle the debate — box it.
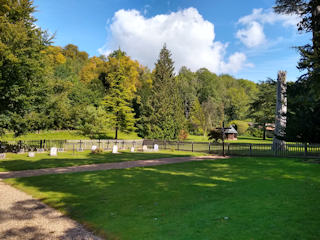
[186,134,273,144]
[6,157,320,240]
[0,151,205,172]
[0,129,141,141]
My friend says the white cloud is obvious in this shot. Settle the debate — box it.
[99,8,250,74]
[236,21,266,48]
[236,8,299,48]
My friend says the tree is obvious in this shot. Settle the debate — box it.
[250,80,276,140]
[0,0,51,135]
[142,44,185,140]
[274,0,320,142]
[101,50,140,139]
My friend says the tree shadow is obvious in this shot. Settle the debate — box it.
[0,198,100,239]
[0,151,199,172]
[5,157,320,239]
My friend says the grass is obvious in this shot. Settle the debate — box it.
[0,129,141,141]
[6,156,320,240]
[186,134,273,144]
[0,150,205,172]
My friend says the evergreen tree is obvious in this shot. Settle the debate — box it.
[274,0,320,142]
[0,0,51,135]
[144,44,185,140]
[102,50,139,139]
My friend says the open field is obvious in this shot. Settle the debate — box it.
[0,151,205,172]
[6,157,320,240]
[0,130,141,141]
[186,134,273,143]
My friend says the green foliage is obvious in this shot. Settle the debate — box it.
[0,0,51,136]
[208,128,223,142]
[228,120,249,135]
[140,44,185,140]
[274,0,320,143]
[76,106,109,138]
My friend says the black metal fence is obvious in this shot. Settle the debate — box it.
[1,139,319,158]
[143,140,320,157]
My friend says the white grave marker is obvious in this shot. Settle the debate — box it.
[28,152,35,157]
[91,145,97,151]
[154,144,159,152]
[142,145,148,152]
[0,153,5,159]
[50,147,57,156]
[130,147,135,152]
[112,145,118,153]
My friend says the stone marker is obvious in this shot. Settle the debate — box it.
[28,152,35,157]
[130,147,135,152]
[112,145,118,154]
[17,149,25,154]
[154,144,159,152]
[0,153,5,159]
[91,145,97,151]
[142,145,148,152]
[50,147,57,156]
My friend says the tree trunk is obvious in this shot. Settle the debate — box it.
[115,127,118,140]
[273,71,287,151]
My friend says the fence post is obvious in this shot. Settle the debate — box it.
[192,142,194,152]
[98,139,101,149]
[79,140,82,150]
[249,144,252,157]
[177,141,179,151]
[304,142,307,156]
[227,143,230,154]
[164,140,166,150]
[208,142,211,152]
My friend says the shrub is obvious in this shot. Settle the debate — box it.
[228,120,249,135]
[178,129,188,141]
[246,126,263,138]
[208,129,223,142]
[91,148,103,154]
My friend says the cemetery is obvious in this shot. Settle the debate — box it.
[1,0,320,239]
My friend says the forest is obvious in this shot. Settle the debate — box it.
[0,0,319,142]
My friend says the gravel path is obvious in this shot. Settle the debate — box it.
[0,155,227,179]
[0,180,101,240]
[0,155,227,239]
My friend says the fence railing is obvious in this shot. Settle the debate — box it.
[0,139,319,157]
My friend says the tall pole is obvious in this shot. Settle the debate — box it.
[273,71,287,151]
[222,122,225,156]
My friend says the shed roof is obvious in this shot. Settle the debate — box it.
[225,125,238,134]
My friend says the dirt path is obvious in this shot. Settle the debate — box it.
[0,180,101,240]
[0,155,227,179]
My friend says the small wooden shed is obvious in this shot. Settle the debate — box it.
[225,125,238,140]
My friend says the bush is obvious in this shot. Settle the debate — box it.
[91,148,103,154]
[246,126,263,138]
[228,120,249,135]
[178,129,188,141]
[208,129,223,142]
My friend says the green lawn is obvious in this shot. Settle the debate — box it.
[0,129,141,141]
[186,134,273,144]
[6,157,320,240]
[0,151,205,172]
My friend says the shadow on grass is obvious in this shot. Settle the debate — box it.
[5,157,320,240]
[0,151,201,172]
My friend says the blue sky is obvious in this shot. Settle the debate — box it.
[33,0,310,82]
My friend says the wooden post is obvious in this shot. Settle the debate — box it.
[249,144,252,157]
[177,141,179,151]
[192,142,194,152]
[208,142,211,152]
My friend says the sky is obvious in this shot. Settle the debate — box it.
[33,0,311,82]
